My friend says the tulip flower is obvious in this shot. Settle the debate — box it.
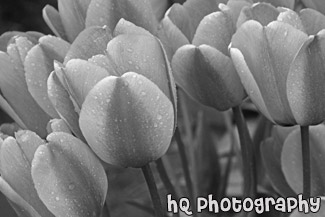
[0,130,108,217]
[43,0,159,42]
[0,36,52,137]
[48,20,176,168]
[171,2,248,111]
[230,7,325,126]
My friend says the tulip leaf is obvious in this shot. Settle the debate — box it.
[58,0,92,42]
[0,48,50,137]
[85,0,158,35]
[0,133,54,217]
[64,26,112,64]
[193,11,235,56]
[79,72,174,168]
[287,32,325,126]
[106,34,175,102]
[281,125,325,195]
[31,132,108,217]
[47,71,85,141]
[64,59,110,106]
[231,20,308,125]
[42,5,68,41]
[300,8,325,36]
[260,126,296,197]
[236,3,279,28]
[172,44,245,111]
[25,36,70,118]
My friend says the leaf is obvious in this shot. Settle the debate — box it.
[79,72,174,167]
[31,132,107,217]
[281,125,325,195]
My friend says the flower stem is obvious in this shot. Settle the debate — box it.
[300,126,311,198]
[232,106,256,215]
[156,157,179,200]
[175,127,196,217]
[141,164,164,217]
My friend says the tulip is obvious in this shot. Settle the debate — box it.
[43,0,159,42]
[47,20,176,168]
[0,36,52,137]
[171,1,248,111]
[230,7,325,126]
[0,130,108,217]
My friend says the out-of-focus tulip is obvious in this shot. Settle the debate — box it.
[171,1,248,111]
[230,8,325,126]
[302,0,325,16]
[0,130,108,217]
[43,0,159,42]
[0,36,52,137]
[47,20,177,167]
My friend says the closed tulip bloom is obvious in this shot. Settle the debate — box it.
[230,8,325,126]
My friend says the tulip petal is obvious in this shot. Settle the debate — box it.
[231,20,308,125]
[173,45,245,111]
[230,48,274,122]
[287,33,325,126]
[281,125,325,195]
[88,54,119,76]
[300,8,325,36]
[301,0,325,17]
[64,59,110,106]
[219,0,253,25]
[253,0,295,9]
[64,26,112,64]
[47,71,85,141]
[113,18,152,37]
[236,3,279,28]
[106,34,174,100]
[277,9,305,32]
[193,11,235,56]
[46,119,72,134]
[85,0,158,34]
[25,36,70,118]
[79,72,174,167]
[0,133,54,217]
[0,42,50,137]
[167,4,193,41]
[158,15,190,60]
[42,5,68,40]
[58,0,92,42]
[0,96,26,129]
[0,177,42,217]
[31,132,107,217]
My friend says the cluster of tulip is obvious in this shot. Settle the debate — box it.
[1,0,325,216]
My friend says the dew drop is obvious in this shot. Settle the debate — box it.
[140,92,146,96]
[154,123,158,128]
[55,196,60,201]
[128,60,133,65]
[127,48,133,53]
[157,114,162,120]
[68,184,75,190]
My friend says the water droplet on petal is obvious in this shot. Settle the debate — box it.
[55,196,60,201]
[68,184,75,190]
[157,114,162,120]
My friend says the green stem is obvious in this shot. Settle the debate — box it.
[175,127,196,217]
[300,126,311,198]
[232,106,256,216]
[141,164,164,217]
